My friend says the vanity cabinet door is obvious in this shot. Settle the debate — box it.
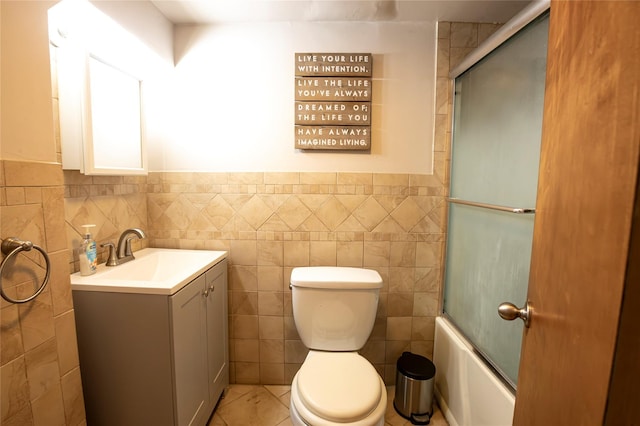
[171,274,209,426]
[205,259,229,412]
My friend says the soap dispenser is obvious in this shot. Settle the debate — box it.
[79,224,97,276]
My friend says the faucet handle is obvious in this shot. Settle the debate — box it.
[101,242,118,266]
[124,237,137,258]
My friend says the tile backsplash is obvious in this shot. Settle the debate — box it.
[64,171,148,272]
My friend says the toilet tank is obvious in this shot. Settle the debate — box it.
[290,267,383,351]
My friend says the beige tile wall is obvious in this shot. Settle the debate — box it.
[60,21,500,387]
[63,171,149,272]
[145,171,446,384]
[1,160,86,426]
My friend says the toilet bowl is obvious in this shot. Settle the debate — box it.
[289,267,387,426]
[290,351,387,426]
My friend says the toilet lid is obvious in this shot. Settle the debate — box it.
[297,352,381,422]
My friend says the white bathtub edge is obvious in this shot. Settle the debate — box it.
[434,386,460,426]
[433,316,515,426]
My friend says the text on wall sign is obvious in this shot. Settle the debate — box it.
[294,53,372,151]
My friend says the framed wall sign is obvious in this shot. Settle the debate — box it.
[294,53,372,151]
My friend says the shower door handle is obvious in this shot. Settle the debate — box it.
[498,301,532,327]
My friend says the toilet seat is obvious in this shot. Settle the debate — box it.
[291,351,387,425]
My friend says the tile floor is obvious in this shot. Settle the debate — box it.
[208,384,449,426]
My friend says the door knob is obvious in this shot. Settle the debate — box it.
[498,301,532,327]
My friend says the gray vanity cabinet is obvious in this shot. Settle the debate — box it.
[172,259,229,425]
[73,258,229,426]
[204,263,229,412]
[172,272,209,425]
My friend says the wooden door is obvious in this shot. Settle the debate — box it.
[514,1,640,424]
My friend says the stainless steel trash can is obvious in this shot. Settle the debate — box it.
[394,352,436,425]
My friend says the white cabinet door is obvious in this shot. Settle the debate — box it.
[205,260,229,412]
[171,274,208,426]
[50,0,151,176]
[56,47,148,175]
[84,55,146,175]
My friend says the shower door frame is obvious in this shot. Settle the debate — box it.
[439,0,550,391]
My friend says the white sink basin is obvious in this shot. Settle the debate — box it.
[70,248,228,295]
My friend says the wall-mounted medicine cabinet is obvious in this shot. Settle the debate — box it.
[49,0,152,176]
[56,49,147,175]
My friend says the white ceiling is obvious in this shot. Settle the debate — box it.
[150,0,532,24]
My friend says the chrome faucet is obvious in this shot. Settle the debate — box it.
[117,228,146,259]
[101,228,146,267]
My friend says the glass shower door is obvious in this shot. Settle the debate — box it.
[443,12,549,388]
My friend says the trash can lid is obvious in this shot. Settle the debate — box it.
[397,352,436,380]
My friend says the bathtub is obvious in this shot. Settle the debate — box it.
[433,317,515,426]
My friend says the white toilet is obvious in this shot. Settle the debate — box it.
[289,266,387,426]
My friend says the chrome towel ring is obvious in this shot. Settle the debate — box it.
[0,237,51,304]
